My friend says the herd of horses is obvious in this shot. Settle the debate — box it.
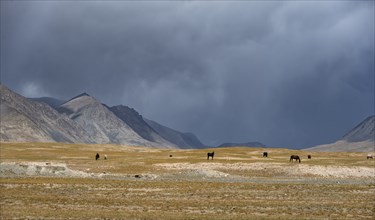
[206,152,373,163]
[207,151,308,163]
[95,151,373,163]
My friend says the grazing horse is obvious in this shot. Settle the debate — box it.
[263,152,268,157]
[290,155,301,163]
[367,154,373,159]
[307,155,311,159]
[207,152,214,160]
[95,153,100,160]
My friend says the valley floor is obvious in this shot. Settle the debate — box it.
[0,142,374,219]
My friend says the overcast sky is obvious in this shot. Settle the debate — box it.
[1,1,374,148]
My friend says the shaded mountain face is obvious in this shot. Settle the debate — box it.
[305,115,375,152]
[109,105,155,141]
[216,142,266,148]
[0,84,92,143]
[145,119,206,149]
[109,105,176,147]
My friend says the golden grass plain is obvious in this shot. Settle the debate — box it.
[1,142,374,219]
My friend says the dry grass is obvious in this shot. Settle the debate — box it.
[1,142,374,219]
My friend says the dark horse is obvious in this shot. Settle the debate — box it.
[307,155,312,159]
[95,153,100,160]
[263,152,268,157]
[290,155,301,163]
[207,152,214,160]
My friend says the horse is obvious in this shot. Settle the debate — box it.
[95,153,100,160]
[263,152,268,157]
[367,154,373,159]
[307,155,311,159]
[290,155,301,163]
[207,152,214,160]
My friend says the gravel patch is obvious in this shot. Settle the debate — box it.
[155,162,375,178]
[0,162,90,178]
[0,162,159,181]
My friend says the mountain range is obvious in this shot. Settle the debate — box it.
[1,84,373,151]
[0,84,205,148]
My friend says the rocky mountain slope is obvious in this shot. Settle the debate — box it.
[145,119,206,149]
[305,115,375,152]
[108,105,176,147]
[0,84,92,143]
[58,93,171,147]
[342,115,374,142]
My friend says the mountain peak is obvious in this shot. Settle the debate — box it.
[60,92,99,113]
[60,93,92,106]
[70,92,91,100]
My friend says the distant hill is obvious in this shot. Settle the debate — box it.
[145,119,207,149]
[216,142,266,148]
[342,115,374,142]
[305,115,375,152]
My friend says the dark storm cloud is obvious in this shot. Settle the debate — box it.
[1,1,374,148]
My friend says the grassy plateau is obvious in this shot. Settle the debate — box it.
[0,142,374,219]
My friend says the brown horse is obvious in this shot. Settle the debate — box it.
[207,152,214,160]
[263,152,268,157]
[290,155,301,163]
